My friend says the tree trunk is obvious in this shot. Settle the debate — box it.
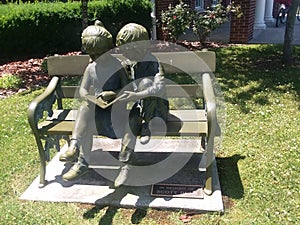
[81,0,89,31]
[282,0,300,65]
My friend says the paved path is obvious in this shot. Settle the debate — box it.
[208,19,300,45]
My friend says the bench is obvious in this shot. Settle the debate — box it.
[27,50,220,195]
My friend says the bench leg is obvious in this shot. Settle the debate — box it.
[34,136,47,188]
[204,163,213,195]
[204,137,214,195]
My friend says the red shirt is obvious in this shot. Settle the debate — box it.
[275,0,292,6]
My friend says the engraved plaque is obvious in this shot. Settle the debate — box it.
[151,184,204,199]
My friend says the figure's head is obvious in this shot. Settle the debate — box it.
[116,23,149,60]
[116,23,149,46]
[81,20,113,61]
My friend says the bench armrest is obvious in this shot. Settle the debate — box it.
[202,73,219,195]
[28,76,59,133]
[202,73,218,142]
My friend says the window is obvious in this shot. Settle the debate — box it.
[212,0,220,6]
[195,0,204,10]
[195,0,221,10]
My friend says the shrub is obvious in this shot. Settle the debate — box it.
[0,73,21,89]
[0,0,152,57]
[160,0,192,42]
[88,0,152,41]
[193,3,229,42]
[0,2,82,56]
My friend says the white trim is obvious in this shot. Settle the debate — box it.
[195,0,204,10]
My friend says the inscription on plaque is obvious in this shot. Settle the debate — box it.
[151,184,204,199]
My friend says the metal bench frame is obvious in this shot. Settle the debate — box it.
[28,51,219,195]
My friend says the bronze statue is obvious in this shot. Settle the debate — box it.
[114,23,169,187]
[59,21,129,181]
[59,22,169,186]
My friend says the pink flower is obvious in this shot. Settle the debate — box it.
[173,15,177,19]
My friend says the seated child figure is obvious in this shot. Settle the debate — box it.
[114,23,169,187]
[59,21,128,181]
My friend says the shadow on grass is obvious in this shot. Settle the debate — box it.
[215,44,300,113]
[216,154,245,200]
[80,153,207,224]
[82,187,151,224]
[83,205,148,225]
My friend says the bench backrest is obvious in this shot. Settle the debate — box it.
[47,51,216,100]
[47,51,215,76]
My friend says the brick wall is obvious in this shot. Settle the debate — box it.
[230,0,256,43]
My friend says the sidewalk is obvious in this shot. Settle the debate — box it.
[208,19,300,45]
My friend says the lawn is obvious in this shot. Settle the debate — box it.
[0,44,299,224]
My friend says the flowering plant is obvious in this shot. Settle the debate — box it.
[161,0,242,42]
[161,0,192,42]
[192,3,228,42]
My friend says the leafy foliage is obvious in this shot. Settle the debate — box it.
[0,2,82,56]
[161,0,242,42]
[0,0,152,57]
[161,1,192,42]
[0,73,21,89]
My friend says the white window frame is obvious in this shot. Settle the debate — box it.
[195,0,221,11]
[195,0,204,10]
[212,0,220,6]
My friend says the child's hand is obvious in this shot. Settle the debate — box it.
[96,97,108,107]
[119,91,139,101]
[99,91,116,102]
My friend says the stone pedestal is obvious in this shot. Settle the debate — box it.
[20,139,224,212]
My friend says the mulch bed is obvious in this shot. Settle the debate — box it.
[0,52,82,98]
[0,41,229,99]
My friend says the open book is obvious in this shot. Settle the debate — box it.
[85,93,128,109]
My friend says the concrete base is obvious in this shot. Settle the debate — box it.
[254,23,267,30]
[264,17,275,27]
[20,138,223,212]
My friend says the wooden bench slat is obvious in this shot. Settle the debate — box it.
[47,109,76,121]
[165,84,203,97]
[41,109,207,136]
[39,120,74,135]
[168,110,206,122]
[154,51,216,73]
[57,84,203,99]
[47,109,207,122]
[39,120,207,136]
[47,55,90,76]
[47,51,215,76]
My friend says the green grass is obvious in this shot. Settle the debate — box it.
[0,44,299,224]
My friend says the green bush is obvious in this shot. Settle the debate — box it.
[88,0,152,40]
[0,2,82,56]
[160,0,191,42]
[0,0,152,57]
[0,73,21,89]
